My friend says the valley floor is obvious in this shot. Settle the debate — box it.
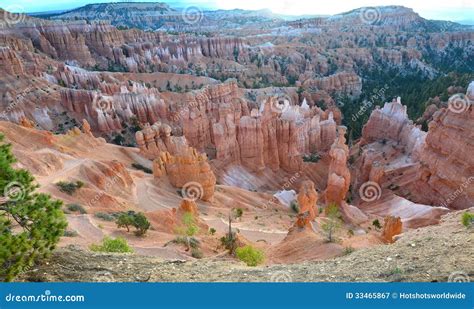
[19,211,473,282]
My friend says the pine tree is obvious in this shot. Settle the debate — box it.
[0,134,67,281]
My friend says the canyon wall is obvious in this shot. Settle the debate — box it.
[355,85,473,210]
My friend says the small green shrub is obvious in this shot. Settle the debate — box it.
[234,208,243,218]
[66,203,87,214]
[56,181,84,195]
[133,213,151,236]
[461,212,474,228]
[131,163,152,174]
[90,237,133,253]
[303,153,321,163]
[290,200,300,213]
[343,246,355,255]
[220,233,237,254]
[171,236,200,249]
[176,213,199,237]
[209,228,216,235]
[191,248,203,259]
[95,212,116,222]
[321,203,342,242]
[116,212,135,232]
[372,219,382,230]
[63,230,79,237]
[116,211,151,236]
[236,245,265,267]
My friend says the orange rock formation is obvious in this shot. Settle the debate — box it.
[381,216,403,243]
[324,125,351,207]
[295,180,319,228]
[153,147,216,201]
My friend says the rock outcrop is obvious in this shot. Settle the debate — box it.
[136,122,188,160]
[295,181,319,228]
[130,81,339,174]
[153,147,216,201]
[360,97,426,154]
[302,72,362,97]
[324,126,351,207]
[355,84,473,210]
[412,84,474,209]
[381,216,402,243]
[0,47,25,76]
[178,199,198,215]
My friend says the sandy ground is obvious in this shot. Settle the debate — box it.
[18,210,473,282]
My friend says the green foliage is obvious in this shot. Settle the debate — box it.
[0,134,67,281]
[172,213,201,252]
[191,248,203,259]
[341,70,474,140]
[176,213,199,237]
[372,219,382,230]
[461,212,474,228]
[116,212,135,232]
[133,212,151,236]
[220,233,237,254]
[111,134,126,146]
[234,208,243,219]
[116,211,151,236]
[171,236,200,249]
[94,212,116,222]
[131,163,152,174]
[321,203,342,242]
[343,246,355,255]
[236,245,265,267]
[66,203,87,214]
[209,227,216,235]
[389,267,403,275]
[302,153,321,163]
[63,230,78,237]
[290,200,300,213]
[56,181,84,195]
[89,237,133,253]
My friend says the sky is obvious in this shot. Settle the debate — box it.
[1,0,473,23]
